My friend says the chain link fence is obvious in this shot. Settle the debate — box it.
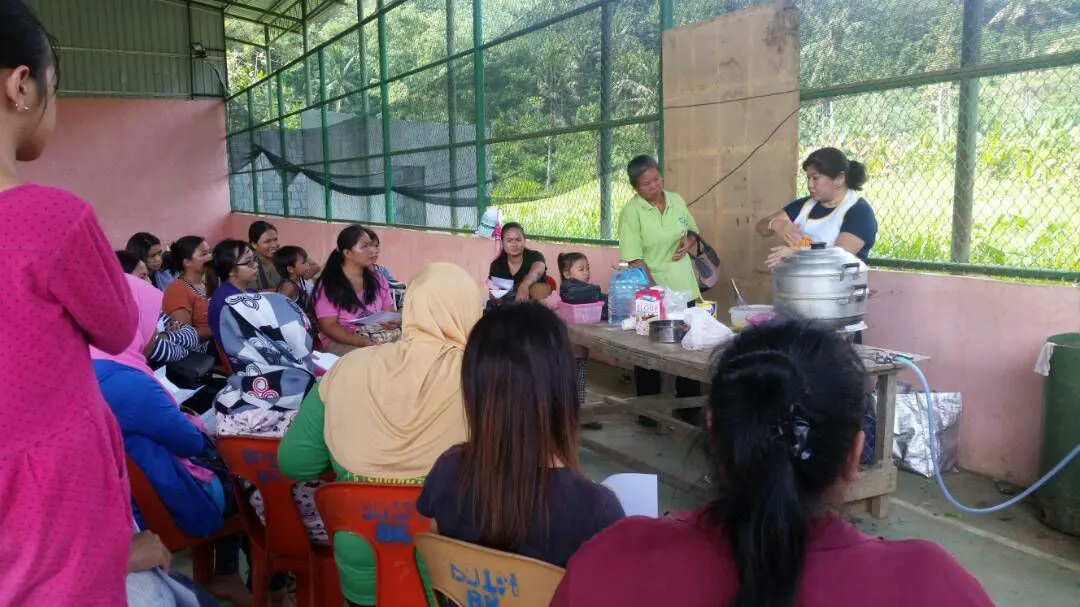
[224,0,1080,279]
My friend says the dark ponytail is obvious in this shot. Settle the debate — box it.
[312,224,379,314]
[845,160,867,191]
[167,235,206,275]
[801,147,868,191]
[707,319,865,607]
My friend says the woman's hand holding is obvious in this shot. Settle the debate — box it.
[348,331,373,348]
[128,531,172,573]
[515,285,530,302]
[672,233,698,261]
[379,320,401,330]
[773,219,810,247]
[765,245,796,269]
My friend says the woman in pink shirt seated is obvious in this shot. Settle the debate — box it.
[552,319,995,607]
[312,224,399,354]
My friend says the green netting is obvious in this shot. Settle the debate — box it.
[224,0,1080,277]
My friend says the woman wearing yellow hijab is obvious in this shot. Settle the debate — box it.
[278,261,482,607]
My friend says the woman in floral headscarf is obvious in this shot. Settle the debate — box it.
[213,290,323,549]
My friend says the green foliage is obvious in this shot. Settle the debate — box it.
[224,0,1080,277]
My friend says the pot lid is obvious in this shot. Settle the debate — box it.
[771,244,867,276]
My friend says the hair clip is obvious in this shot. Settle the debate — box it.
[790,415,812,461]
[773,403,812,461]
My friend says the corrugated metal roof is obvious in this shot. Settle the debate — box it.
[198,0,340,32]
[27,0,227,98]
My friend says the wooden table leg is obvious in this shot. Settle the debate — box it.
[869,495,890,518]
[874,372,898,467]
[870,372,898,519]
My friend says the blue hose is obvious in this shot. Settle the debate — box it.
[897,356,1080,514]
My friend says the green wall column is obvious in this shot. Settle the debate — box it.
[377,0,395,223]
[473,0,488,218]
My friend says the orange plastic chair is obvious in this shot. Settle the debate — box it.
[315,482,433,607]
[216,436,342,607]
[414,532,565,606]
[126,456,243,586]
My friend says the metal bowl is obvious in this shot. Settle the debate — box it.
[649,319,689,344]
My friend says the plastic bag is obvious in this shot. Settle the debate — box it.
[682,307,735,351]
[664,289,691,320]
[891,390,962,478]
[474,207,502,239]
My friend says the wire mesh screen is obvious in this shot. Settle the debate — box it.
[225,0,1080,278]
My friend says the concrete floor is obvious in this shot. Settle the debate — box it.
[577,362,1080,607]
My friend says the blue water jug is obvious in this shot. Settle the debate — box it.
[608,263,649,325]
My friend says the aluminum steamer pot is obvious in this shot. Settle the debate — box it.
[771,243,869,328]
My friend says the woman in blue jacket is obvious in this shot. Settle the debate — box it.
[91,274,251,605]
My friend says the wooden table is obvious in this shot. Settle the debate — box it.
[568,323,928,518]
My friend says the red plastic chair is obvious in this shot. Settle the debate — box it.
[214,340,235,376]
[216,437,342,607]
[126,456,243,586]
[315,482,432,607]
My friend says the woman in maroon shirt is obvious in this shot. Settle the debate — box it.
[552,319,994,607]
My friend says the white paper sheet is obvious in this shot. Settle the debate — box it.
[311,351,340,373]
[488,276,515,291]
[347,311,402,326]
[602,473,659,518]
[153,366,202,405]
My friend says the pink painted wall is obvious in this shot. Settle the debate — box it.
[864,272,1079,485]
[227,215,1078,483]
[17,97,231,248]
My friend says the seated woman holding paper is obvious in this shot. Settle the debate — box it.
[551,319,994,607]
[278,262,482,606]
[487,222,550,306]
[313,224,400,355]
[417,302,625,567]
[92,274,250,605]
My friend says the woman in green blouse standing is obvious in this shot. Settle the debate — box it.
[617,155,703,423]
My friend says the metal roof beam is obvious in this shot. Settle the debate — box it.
[222,0,302,24]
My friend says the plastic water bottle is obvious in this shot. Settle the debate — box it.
[608,263,649,325]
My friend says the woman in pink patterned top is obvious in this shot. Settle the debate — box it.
[312,225,399,354]
[0,4,138,604]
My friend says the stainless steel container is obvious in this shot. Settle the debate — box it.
[649,320,689,344]
[771,243,869,328]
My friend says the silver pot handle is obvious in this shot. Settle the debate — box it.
[839,262,862,280]
[849,284,869,303]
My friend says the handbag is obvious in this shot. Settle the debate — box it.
[689,232,722,292]
[353,323,402,346]
[165,351,216,390]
